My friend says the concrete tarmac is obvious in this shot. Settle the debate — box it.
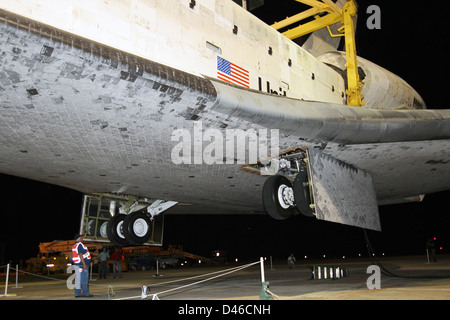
[2,255,450,300]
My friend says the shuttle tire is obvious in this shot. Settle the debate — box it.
[123,212,152,245]
[293,169,314,217]
[106,214,129,246]
[262,175,295,220]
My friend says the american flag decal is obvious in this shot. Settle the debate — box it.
[217,56,249,88]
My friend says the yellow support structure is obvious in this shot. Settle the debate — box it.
[271,0,365,107]
[341,1,364,107]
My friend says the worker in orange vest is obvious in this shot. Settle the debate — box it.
[72,234,93,298]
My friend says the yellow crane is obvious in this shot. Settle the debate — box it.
[271,0,364,107]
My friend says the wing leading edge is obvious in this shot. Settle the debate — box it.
[210,80,450,145]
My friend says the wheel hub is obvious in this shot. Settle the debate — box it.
[133,218,149,237]
[116,221,125,239]
[277,184,295,209]
[100,222,108,238]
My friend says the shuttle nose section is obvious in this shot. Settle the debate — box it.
[318,51,427,110]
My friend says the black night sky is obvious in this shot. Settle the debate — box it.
[1,1,449,264]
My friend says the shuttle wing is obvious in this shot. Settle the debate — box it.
[209,80,450,230]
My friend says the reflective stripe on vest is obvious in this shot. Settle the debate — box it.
[72,242,91,263]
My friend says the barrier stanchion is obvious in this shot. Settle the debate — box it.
[259,257,274,300]
[0,264,17,297]
[107,285,115,298]
[141,286,147,299]
[14,265,23,289]
[90,262,95,281]
[310,265,349,280]
[153,260,162,277]
[260,257,265,283]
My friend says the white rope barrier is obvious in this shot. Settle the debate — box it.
[150,261,260,299]
[2,258,281,300]
[8,265,119,287]
[114,260,261,300]
[1,264,113,293]
[7,267,68,283]
[265,288,280,300]
[146,261,259,288]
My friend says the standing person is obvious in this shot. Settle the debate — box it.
[111,247,123,278]
[287,253,296,269]
[98,247,109,279]
[72,234,93,297]
[426,238,437,262]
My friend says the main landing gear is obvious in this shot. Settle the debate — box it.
[262,151,314,220]
[81,194,177,246]
[106,212,153,246]
[105,199,177,246]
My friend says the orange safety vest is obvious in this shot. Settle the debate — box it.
[72,242,91,263]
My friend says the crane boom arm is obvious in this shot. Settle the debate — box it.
[271,0,364,107]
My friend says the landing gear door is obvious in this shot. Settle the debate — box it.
[306,148,381,231]
[151,214,164,246]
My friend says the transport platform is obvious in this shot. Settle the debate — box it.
[1,255,450,300]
